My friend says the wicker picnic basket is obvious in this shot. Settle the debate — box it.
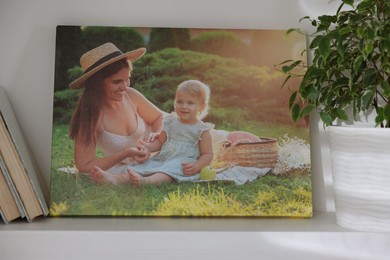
[213,137,278,169]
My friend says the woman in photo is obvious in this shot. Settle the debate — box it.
[69,42,164,178]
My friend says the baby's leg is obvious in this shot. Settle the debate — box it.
[90,166,130,185]
[127,169,173,187]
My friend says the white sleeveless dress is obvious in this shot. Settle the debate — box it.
[128,112,214,182]
[96,113,151,174]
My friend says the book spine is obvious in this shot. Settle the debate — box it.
[0,86,49,217]
[0,155,27,219]
[0,208,9,224]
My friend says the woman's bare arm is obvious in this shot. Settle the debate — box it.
[73,136,145,174]
[128,88,163,133]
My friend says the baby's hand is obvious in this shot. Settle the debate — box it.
[182,162,198,176]
[144,132,160,143]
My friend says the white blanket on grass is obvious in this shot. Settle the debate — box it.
[57,166,272,185]
[197,166,272,185]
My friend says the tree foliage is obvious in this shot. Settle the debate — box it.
[55,26,83,91]
[54,26,145,91]
[82,26,144,53]
[148,28,191,52]
[54,48,290,128]
[54,27,299,129]
[190,30,249,60]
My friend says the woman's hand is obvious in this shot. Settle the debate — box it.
[181,162,199,176]
[128,146,149,164]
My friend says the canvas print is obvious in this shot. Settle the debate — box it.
[50,26,311,217]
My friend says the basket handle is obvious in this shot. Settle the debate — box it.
[219,139,243,154]
[222,140,232,148]
[218,139,254,157]
[216,140,233,158]
[223,139,254,148]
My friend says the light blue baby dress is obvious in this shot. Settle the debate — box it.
[129,113,214,182]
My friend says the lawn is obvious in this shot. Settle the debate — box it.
[50,124,312,218]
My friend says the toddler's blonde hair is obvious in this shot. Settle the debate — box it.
[176,80,210,120]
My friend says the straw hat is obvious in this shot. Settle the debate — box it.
[69,42,146,89]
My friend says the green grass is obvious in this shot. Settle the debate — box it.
[50,172,312,217]
[50,124,312,218]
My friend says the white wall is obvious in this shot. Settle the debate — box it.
[0,0,340,212]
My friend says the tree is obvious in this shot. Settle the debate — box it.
[148,28,176,52]
[82,26,145,52]
[54,26,83,91]
[172,28,191,50]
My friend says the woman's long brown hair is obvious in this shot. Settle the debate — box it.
[69,59,132,146]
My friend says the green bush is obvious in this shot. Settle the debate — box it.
[55,48,290,129]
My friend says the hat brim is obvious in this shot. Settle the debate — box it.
[69,47,146,89]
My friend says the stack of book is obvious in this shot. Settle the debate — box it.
[0,85,48,223]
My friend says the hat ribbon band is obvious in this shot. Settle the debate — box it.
[85,50,123,73]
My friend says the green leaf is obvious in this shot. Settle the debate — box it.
[338,27,352,35]
[289,91,297,110]
[342,0,354,7]
[384,105,390,125]
[291,103,301,123]
[354,96,363,116]
[380,81,390,96]
[309,35,322,49]
[335,109,349,121]
[363,68,377,86]
[353,56,364,72]
[281,75,292,89]
[382,38,390,52]
[375,107,384,126]
[320,111,334,126]
[337,43,346,61]
[299,16,311,23]
[357,0,375,11]
[317,23,331,33]
[278,59,294,65]
[353,63,365,79]
[318,36,331,61]
[361,88,375,110]
[352,99,359,120]
[318,15,337,24]
[333,77,349,87]
[282,60,302,73]
[300,105,314,118]
[308,87,319,102]
[364,42,374,55]
[286,28,300,35]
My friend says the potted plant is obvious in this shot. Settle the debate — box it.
[280,0,390,231]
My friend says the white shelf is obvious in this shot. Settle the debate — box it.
[2,212,390,260]
[1,211,344,232]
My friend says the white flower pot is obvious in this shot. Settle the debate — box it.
[328,126,390,231]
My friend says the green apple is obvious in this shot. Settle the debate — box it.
[200,166,216,180]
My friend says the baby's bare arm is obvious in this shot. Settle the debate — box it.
[182,131,214,176]
[145,131,167,153]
